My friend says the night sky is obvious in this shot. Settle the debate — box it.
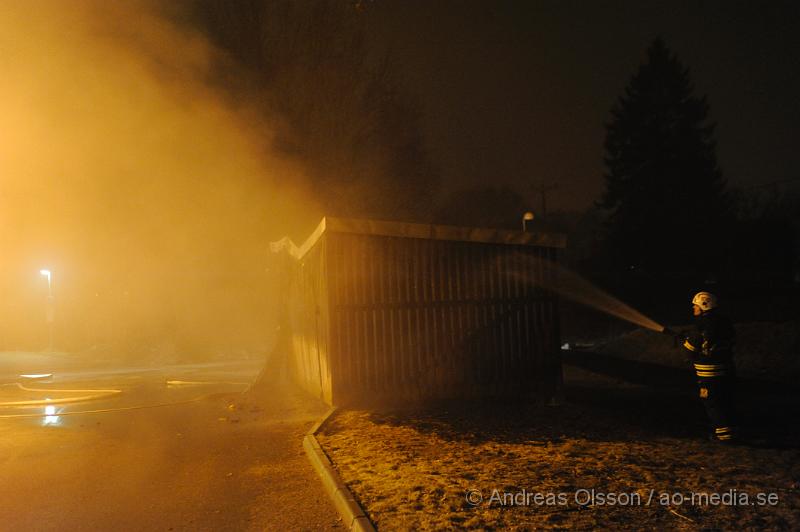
[366,0,800,212]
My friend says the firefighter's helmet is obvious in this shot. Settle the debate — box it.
[692,291,717,312]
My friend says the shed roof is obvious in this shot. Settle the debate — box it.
[271,216,567,259]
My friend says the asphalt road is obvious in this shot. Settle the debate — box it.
[0,352,342,531]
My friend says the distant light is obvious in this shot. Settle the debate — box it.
[20,374,53,380]
[43,402,61,426]
[40,269,51,277]
[521,211,535,232]
[561,343,570,350]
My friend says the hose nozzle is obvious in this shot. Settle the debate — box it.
[661,327,679,338]
[661,326,685,348]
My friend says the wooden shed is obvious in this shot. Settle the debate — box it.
[272,217,566,406]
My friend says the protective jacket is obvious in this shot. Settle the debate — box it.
[683,310,736,378]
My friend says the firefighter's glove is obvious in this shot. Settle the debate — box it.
[662,327,686,348]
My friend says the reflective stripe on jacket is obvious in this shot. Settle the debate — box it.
[693,362,730,378]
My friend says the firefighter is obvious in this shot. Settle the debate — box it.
[682,291,737,442]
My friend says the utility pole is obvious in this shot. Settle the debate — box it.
[531,183,559,219]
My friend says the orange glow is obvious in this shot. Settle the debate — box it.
[0,0,320,359]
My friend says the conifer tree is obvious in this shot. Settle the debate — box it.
[601,37,730,280]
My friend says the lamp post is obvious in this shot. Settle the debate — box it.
[40,269,52,296]
[40,269,53,351]
[522,211,535,232]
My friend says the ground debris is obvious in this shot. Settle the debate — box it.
[317,370,800,530]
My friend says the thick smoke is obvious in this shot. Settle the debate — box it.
[0,0,317,360]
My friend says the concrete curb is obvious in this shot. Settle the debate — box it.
[304,407,376,532]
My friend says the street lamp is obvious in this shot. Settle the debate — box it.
[40,269,54,351]
[40,269,52,297]
[522,211,535,232]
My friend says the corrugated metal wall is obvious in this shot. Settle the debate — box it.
[281,218,563,406]
[286,237,333,404]
[325,232,561,405]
